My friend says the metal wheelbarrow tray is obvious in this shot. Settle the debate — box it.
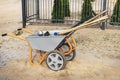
[26,32,66,52]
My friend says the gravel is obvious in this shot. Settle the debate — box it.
[0,50,28,68]
[0,37,29,68]
[0,77,10,80]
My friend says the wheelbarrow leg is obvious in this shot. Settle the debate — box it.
[29,46,34,65]
[29,46,48,66]
[39,52,48,64]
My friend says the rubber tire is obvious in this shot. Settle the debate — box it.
[46,50,66,71]
[60,43,76,61]
[65,50,76,61]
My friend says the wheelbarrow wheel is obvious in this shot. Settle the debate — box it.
[46,50,66,71]
[65,50,76,61]
[60,43,76,61]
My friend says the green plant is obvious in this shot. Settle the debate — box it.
[91,0,95,2]
[110,0,120,25]
[81,0,93,23]
[51,0,64,23]
[63,0,70,17]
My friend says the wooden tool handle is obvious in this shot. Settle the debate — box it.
[59,16,108,35]
[84,10,108,24]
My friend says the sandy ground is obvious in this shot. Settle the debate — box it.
[0,26,120,80]
[0,0,120,80]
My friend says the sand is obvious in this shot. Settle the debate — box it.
[0,0,120,80]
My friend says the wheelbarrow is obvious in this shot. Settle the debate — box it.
[2,29,77,71]
[1,11,108,71]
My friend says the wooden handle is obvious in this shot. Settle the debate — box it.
[83,10,108,24]
[59,16,108,35]
[70,10,108,28]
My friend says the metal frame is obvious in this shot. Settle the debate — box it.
[101,0,107,30]
[22,0,26,28]
[22,0,120,28]
[22,0,40,28]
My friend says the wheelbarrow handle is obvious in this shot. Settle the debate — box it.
[17,28,34,34]
[1,33,7,37]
